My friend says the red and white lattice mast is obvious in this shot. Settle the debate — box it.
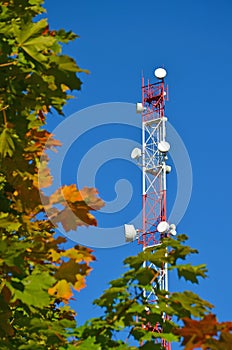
[125,67,176,350]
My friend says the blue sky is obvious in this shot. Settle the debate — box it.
[44,0,232,344]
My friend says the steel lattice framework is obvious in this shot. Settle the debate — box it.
[138,74,171,350]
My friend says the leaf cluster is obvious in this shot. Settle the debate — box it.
[174,314,232,349]
[0,1,104,348]
[77,235,232,349]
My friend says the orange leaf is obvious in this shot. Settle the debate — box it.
[74,274,86,292]
[48,280,72,303]
[175,314,220,349]
[48,184,104,232]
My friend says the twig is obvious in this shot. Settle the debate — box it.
[3,108,7,125]
[0,61,16,68]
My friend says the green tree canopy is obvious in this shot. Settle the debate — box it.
[77,235,232,349]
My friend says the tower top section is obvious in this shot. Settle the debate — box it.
[140,67,168,121]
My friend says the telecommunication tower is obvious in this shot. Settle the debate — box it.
[124,67,176,350]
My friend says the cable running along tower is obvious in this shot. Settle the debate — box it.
[125,68,175,350]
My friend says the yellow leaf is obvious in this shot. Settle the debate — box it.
[61,83,70,92]
[48,280,72,302]
[74,274,86,292]
[62,246,95,264]
[48,249,61,262]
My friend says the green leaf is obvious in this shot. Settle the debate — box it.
[50,55,84,72]
[0,212,21,232]
[169,291,213,318]
[174,263,208,283]
[26,113,44,129]
[0,238,30,268]
[0,127,16,158]
[15,19,48,44]
[11,270,56,309]
[56,29,79,43]
[21,36,56,63]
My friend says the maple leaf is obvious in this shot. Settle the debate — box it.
[48,184,104,231]
[48,280,73,303]
[47,245,95,302]
[11,270,56,310]
[62,245,95,264]
[50,207,95,231]
[55,260,91,286]
[50,184,81,204]
[50,185,104,210]
[48,245,95,265]
[174,314,218,350]
[174,263,208,284]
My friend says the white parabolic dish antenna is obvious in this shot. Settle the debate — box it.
[136,103,145,114]
[131,147,142,160]
[157,221,170,233]
[124,224,137,242]
[158,141,170,153]
[154,67,167,79]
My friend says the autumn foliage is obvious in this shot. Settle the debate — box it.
[0,0,104,348]
[174,314,232,349]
